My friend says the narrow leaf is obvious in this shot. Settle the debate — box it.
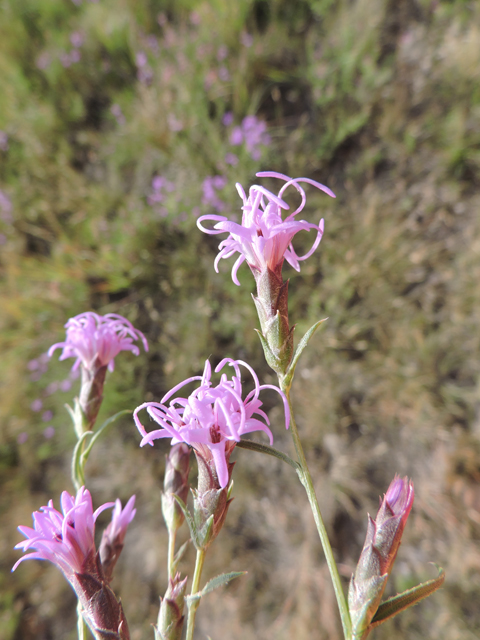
[282,318,327,391]
[173,495,201,550]
[370,568,445,629]
[254,328,282,373]
[172,540,190,574]
[71,431,93,490]
[197,514,214,549]
[186,572,247,606]
[81,409,132,464]
[200,571,247,597]
[236,439,299,471]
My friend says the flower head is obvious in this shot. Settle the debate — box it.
[12,487,113,577]
[48,312,148,373]
[197,171,335,285]
[134,359,289,488]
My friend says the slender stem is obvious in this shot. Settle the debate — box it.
[283,387,352,640]
[77,601,89,640]
[167,528,177,579]
[185,548,206,640]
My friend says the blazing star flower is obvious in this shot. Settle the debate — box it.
[134,359,290,488]
[12,487,114,577]
[13,488,134,637]
[48,312,148,373]
[197,171,335,285]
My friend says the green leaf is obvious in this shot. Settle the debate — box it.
[370,567,445,629]
[236,439,299,471]
[172,540,190,574]
[71,431,93,490]
[81,409,132,465]
[186,572,247,605]
[197,514,214,549]
[173,495,202,550]
[254,328,282,373]
[282,318,328,391]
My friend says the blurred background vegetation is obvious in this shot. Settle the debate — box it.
[1,0,480,638]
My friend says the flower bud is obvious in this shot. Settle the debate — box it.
[348,476,414,640]
[162,444,191,534]
[156,572,188,640]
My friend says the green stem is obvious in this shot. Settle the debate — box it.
[167,528,177,579]
[185,548,206,640]
[283,387,352,640]
[77,601,89,640]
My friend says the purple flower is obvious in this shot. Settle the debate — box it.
[48,312,148,373]
[99,496,136,581]
[197,171,336,285]
[202,175,227,213]
[134,359,289,488]
[31,399,43,412]
[222,111,234,127]
[12,487,113,576]
[0,131,8,151]
[43,426,55,439]
[13,488,133,637]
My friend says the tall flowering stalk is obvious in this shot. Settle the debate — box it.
[49,312,148,434]
[198,171,335,375]
[135,358,289,640]
[13,488,135,640]
[197,171,355,637]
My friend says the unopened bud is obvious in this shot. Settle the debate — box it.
[156,572,188,640]
[162,444,191,534]
[348,475,414,640]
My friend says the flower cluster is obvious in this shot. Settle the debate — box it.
[197,171,335,285]
[12,487,113,577]
[13,488,135,637]
[134,358,289,488]
[48,312,148,373]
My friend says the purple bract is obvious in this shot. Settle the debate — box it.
[12,487,113,576]
[48,312,148,372]
[197,171,335,285]
[134,358,290,488]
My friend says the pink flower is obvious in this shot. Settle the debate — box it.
[101,496,136,550]
[197,171,335,285]
[12,487,113,577]
[13,488,133,636]
[99,496,136,581]
[48,312,148,373]
[134,359,290,488]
